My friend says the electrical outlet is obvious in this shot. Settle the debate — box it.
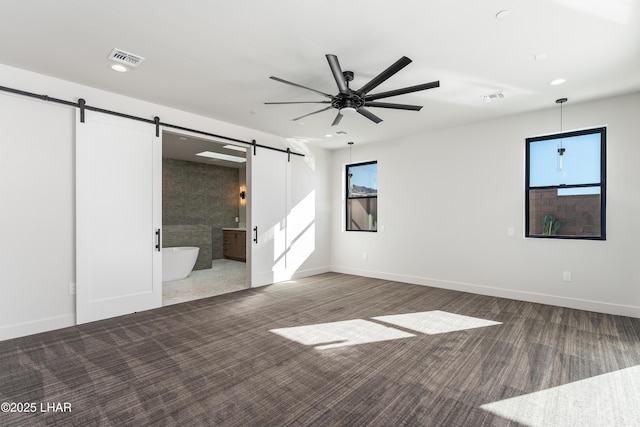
[507,227,515,237]
[362,252,368,260]
[69,282,76,295]
[562,271,572,282]
[235,217,239,223]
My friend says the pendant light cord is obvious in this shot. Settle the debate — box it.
[556,98,568,133]
[555,98,568,173]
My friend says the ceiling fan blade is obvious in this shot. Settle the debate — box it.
[365,81,440,101]
[357,107,383,124]
[331,112,343,126]
[291,106,333,121]
[365,101,423,111]
[326,54,349,94]
[269,76,333,98]
[265,101,331,105]
[358,56,412,95]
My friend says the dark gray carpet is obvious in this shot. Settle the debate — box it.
[1,273,639,426]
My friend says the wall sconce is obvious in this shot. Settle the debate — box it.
[240,190,246,200]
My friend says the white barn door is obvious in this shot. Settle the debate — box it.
[76,110,162,324]
[248,147,289,287]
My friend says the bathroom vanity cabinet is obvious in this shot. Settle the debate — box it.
[223,228,246,261]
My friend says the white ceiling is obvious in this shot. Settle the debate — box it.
[1,0,639,151]
[162,131,247,167]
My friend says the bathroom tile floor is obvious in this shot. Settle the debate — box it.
[162,259,247,306]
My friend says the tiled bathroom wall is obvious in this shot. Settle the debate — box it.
[162,158,241,263]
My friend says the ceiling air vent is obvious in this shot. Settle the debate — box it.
[108,48,145,68]
[482,91,506,103]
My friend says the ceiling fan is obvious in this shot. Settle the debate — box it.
[265,54,439,126]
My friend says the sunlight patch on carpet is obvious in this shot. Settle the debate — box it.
[270,319,415,350]
[373,310,502,335]
[480,365,640,426]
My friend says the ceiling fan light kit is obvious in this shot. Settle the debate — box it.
[265,54,440,126]
[340,106,357,115]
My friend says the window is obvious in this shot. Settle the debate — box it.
[346,161,377,231]
[525,127,606,239]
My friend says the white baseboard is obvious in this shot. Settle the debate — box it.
[5,266,634,342]
[0,314,75,342]
[2,266,333,340]
[288,265,331,281]
[331,266,640,319]
[251,266,332,288]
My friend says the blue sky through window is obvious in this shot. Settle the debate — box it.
[529,133,601,187]
[348,163,377,196]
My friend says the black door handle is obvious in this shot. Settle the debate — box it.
[155,228,161,251]
[253,226,258,244]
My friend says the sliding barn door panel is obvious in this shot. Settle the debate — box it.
[76,110,161,324]
[250,148,289,287]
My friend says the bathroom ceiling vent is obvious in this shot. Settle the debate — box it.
[108,48,145,68]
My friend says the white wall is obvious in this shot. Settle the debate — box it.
[331,92,640,318]
[286,144,332,280]
[0,64,331,340]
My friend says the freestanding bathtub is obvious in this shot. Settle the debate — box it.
[162,247,200,282]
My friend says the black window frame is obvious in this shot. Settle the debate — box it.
[345,160,378,232]
[525,127,606,240]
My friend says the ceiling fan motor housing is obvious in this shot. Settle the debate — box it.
[330,70,364,110]
[332,93,365,110]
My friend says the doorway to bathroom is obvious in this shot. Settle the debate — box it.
[161,130,248,305]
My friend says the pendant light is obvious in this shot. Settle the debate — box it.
[556,98,567,173]
[347,141,354,193]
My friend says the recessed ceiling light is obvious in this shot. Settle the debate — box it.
[549,78,567,86]
[222,144,246,152]
[110,64,128,73]
[195,151,246,163]
[534,52,547,61]
[324,134,333,138]
[496,10,511,20]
